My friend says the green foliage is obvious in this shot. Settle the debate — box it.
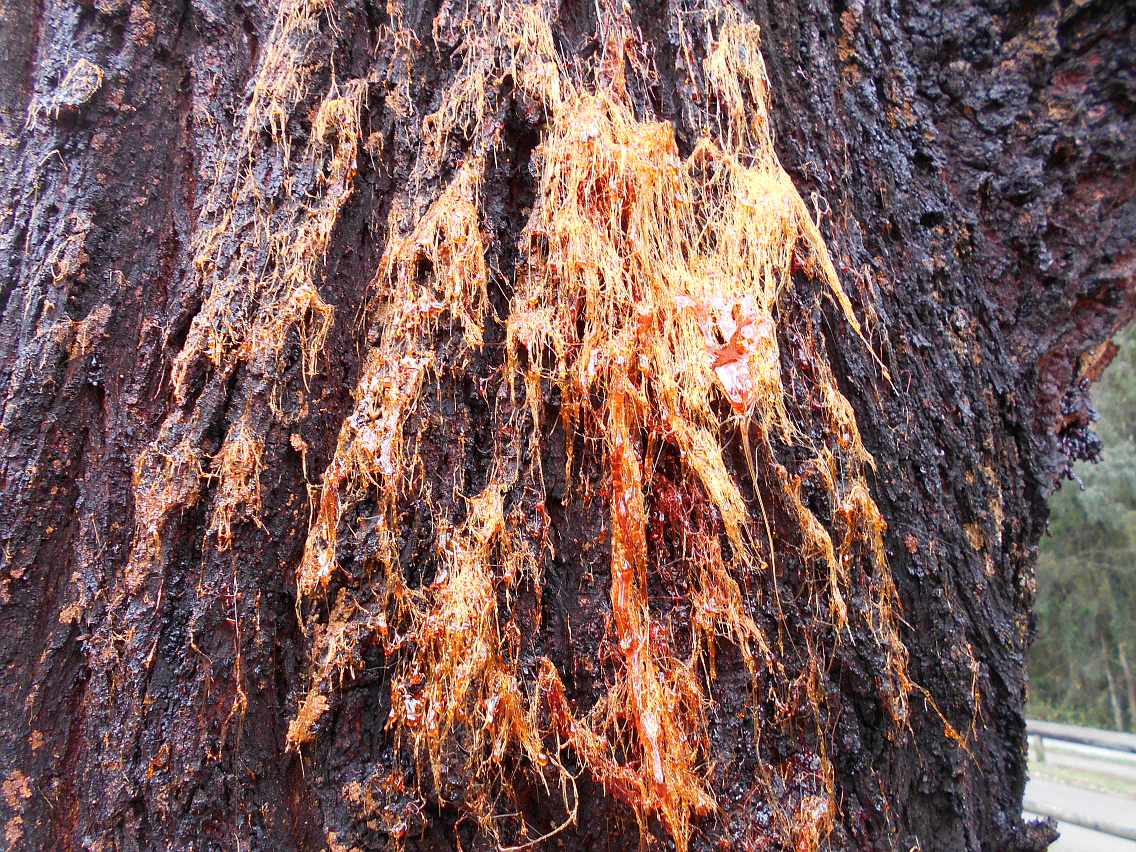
[1029,325,1136,731]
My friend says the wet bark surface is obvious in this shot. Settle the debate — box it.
[1,0,1133,850]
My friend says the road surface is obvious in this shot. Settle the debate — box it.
[1026,813,1136,852]
[1027,742,1136,851]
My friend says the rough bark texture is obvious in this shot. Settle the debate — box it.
[0,1,1133,850]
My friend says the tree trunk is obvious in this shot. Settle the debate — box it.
[1104,641,1126,732]
[1119,643,1136,733]
[1,1,1133,850]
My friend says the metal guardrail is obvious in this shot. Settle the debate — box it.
[1025,718,1136,843]
[1023,800,1136,843]
[1027,718,1136,755]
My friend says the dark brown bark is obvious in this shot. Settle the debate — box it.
[0,1,1133,850]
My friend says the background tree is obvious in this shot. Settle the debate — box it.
[1030,324,1136,732]
[0,1,1133,850]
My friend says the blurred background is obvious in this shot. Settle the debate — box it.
[1031,324,1136,732]
[1026,325,1136,850]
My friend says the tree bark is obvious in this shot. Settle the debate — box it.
[0,1,1133,851]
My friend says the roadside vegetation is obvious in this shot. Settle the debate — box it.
[1030,325,1136,732]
